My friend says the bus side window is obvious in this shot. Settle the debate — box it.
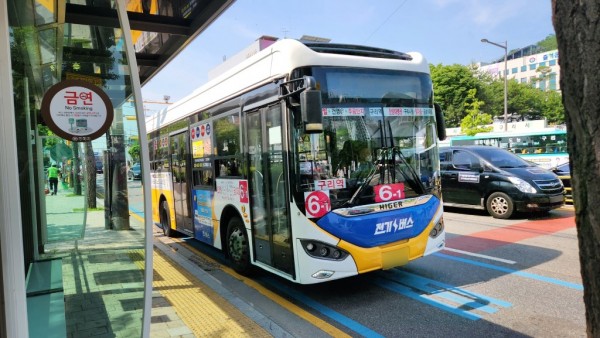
[193,169,213,187]
[215,158,241,177]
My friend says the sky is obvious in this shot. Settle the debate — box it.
[141,0,555,114]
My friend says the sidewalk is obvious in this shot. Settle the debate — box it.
[40,184,275,337]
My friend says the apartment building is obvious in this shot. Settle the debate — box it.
[478,46,560,92]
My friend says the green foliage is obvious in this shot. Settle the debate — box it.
[37,125,52,136]
[432,62,565,128]
[44,139,72,163]
[460,89,493,136]
[461,112,494,136]
[536,34,558,52]
[541,91,565,124]
[43,155,51,168]
[430,63,480,127]
[73,207,104,212]
[128,141,141,164]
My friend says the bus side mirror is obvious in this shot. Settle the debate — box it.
[301,81,323,134]
[434,103,447,141]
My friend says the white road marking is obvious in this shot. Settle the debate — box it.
[443,247,516,264]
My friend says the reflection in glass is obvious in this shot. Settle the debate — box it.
[34,0,56,26]
[10,9,149,337]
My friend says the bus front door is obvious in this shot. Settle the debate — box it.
[247,106,294,276]
[170,132,193,236]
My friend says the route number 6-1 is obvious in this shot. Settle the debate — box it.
[304,190,331,218]
[375,183,405,203]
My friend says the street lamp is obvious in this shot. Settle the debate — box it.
[481,38,508,132]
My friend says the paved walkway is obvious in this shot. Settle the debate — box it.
[40,185,272,337]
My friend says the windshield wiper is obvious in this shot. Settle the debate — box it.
[346,149,385,206]
[385,120,425,193]
[393,146,426,194]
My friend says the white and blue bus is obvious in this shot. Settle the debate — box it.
[146,39,446,284]
[450,129,568,169]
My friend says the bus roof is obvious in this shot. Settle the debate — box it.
[145,38,431,134]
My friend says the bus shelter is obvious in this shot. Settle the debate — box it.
[0,0,233,336]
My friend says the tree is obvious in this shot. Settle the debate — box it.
[541,90,565,124]
[128,141,140,164]
[84,142,97,209]
[476,77,504,118]
[552,1,600,336]
[433,60,566,129]
[506,81,543,120]
[536,34,558,52]
[430,64,480,127]
[460,89,493,136]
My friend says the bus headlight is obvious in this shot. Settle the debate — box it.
[300,240,348,261]
[508,177,537,193]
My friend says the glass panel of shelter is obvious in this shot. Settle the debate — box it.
[31,16,145,338]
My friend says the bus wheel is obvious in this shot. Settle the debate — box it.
[161,202,173,237]
[486,192,514,219]
[227,217,251,274]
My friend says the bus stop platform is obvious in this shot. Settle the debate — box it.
[150,230,277,337]
[40,188,286,337]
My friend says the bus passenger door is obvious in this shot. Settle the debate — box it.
[170,132,193,236]
[246,106,294,276]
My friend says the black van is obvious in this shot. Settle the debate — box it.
[439,146,564,218]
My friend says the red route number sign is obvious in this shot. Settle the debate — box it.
[239,181,249,203]
[374,183,405,203]
[304,190,331,218]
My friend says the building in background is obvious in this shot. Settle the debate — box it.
[478,46,560,92]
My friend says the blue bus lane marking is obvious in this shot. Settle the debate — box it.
[259,277,385,338]
[434,253,584,291]
[129,205,144,219]
[373,269,512,321]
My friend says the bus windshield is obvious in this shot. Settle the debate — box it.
[293,67,439,211]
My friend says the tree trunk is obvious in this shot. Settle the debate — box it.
[552,1,600,336]
[84,142,96,209]
[72,142,81,195]
[110,134,130,230]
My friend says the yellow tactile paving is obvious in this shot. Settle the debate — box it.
[130,248,271,337]
[153,250,272,337]
[177,242,352,338]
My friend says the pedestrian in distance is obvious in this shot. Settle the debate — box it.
[47,163,61,195]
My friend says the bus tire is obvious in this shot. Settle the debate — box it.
[486,192,514,219]
[161,202,173,237]
[226,217,252,274]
